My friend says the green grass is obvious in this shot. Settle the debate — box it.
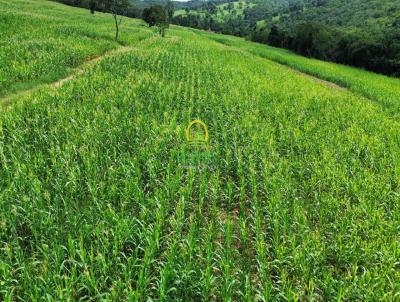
[1,1,400,301]
[0,0,152,97]
[174,9,186,17]
[197,32,400,118]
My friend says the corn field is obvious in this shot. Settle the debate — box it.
[0,0,399,301]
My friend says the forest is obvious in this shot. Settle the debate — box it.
[172,0,400,76]
[53,0,400,77]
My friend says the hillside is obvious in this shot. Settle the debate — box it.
[0,0,152,97]
[1,0,400,301]
[175,0,400,30]
[172,0,400,76]
[175,1,256,21]
[279,0,400,29]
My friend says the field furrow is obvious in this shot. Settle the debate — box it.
[1,1,400,301]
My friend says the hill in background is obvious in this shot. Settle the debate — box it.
[1,0,400,300]
[172,0,400,76]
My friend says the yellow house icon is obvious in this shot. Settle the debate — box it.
[185,119,209,147]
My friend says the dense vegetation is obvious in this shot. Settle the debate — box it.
[0,0,150,97]
[1,0,400,301]
[172,0,400,77]
[53,0,400,76]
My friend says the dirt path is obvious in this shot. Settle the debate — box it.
[280,63,347,91]
[53,46,134,88]
[1,45,131,106]
[52,55,104,89]
[209,37,348,92]
[309,75,347,91]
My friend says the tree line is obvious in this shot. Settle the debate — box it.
[53,0,174,41]
[252,22,400,77]
[51,0,400,76]
[171,0,400,77]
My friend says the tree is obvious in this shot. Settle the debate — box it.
[165,0,174,21]
[291,22,334,59]
[88,0,96,14]
[251,26,269,44]
[206,2,217,14]
[100,0,130,41]
[267,25,285,47]
[143,5,169,37]
[142,7,156,27]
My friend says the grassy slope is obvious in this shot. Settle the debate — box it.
[201,32,400,118]
[1,1,400,301]
[0,0,151,97]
